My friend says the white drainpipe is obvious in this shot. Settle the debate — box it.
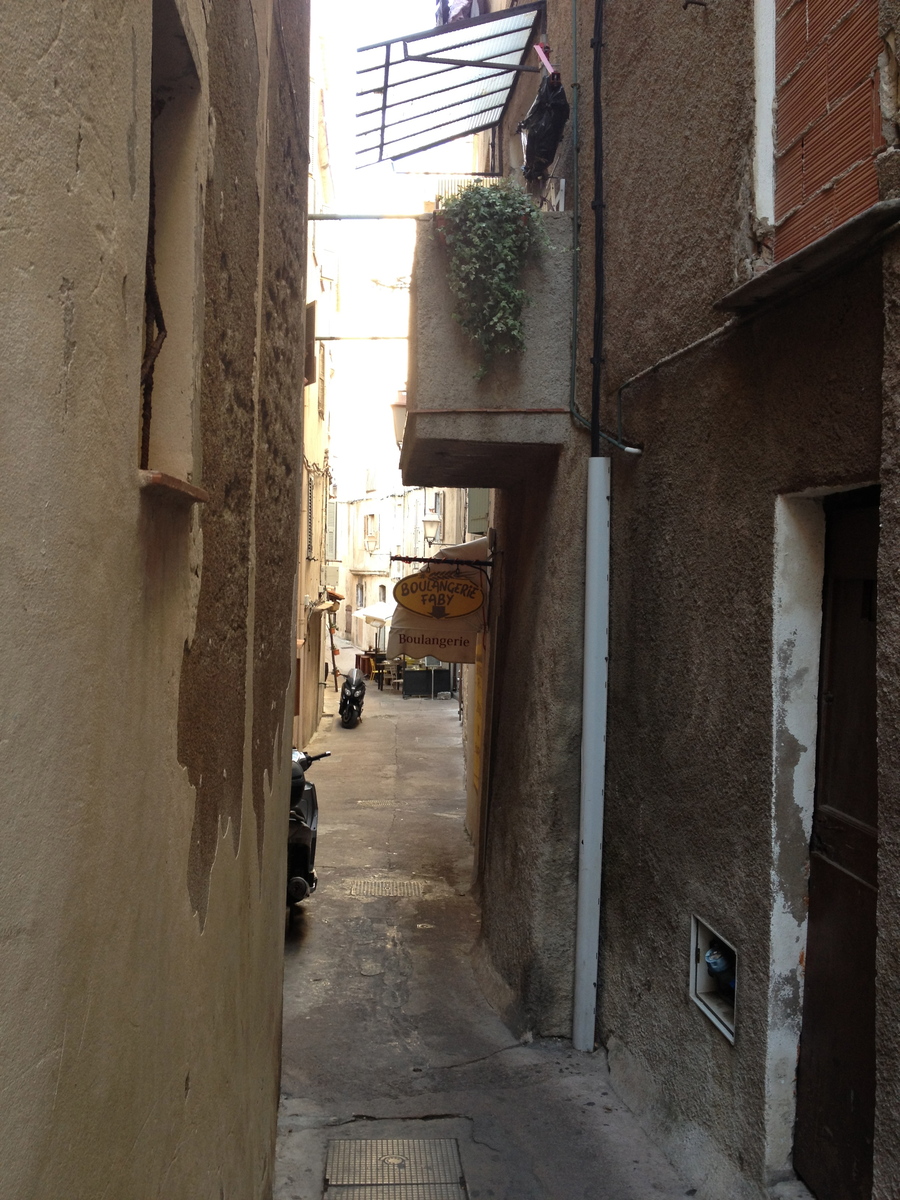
[573,455,611,1051]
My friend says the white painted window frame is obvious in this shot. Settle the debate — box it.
[754,0,777,225]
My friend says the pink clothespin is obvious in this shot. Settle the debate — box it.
[534,42,556,75]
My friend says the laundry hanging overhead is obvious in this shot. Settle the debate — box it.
[356,3,544,167]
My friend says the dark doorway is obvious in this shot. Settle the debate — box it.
[794,486,879,1200]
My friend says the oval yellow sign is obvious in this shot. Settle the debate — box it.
[393,571,485,620]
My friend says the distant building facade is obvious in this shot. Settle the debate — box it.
[335,484,467,651]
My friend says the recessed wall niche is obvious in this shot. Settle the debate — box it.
[690,916,737,1043]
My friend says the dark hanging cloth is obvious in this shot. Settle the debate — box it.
[518,74,570,181]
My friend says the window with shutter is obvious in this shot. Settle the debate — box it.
[363,513,379,548]
[304,302,317,385]
[774,0,883,261]
[317,344,326,419]
[326,499,337,561]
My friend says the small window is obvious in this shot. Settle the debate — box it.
[364,513,379,548]
[690,917,737,1043]
[378,584,387,603]
[356,581,365,608]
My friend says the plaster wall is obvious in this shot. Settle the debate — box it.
[0,1,309,1195]
[591,0,891,1191]
[405,211,573,485]
[444,1,900,1195]
[476,439,589,1035]
[874,231,900,1200]
[600,265,883,1198]
[599,0,757,388]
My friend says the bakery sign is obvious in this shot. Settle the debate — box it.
[392,571,484,620]
[386,566,487,664]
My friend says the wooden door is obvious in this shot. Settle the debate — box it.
[794,487,879,1200]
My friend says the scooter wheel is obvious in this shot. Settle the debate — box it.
[287,876,310,903]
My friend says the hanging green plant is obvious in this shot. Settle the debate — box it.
[436,181,546,378]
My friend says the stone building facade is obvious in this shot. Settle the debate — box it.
[1,1,309,1195]
[401,0,900,1197]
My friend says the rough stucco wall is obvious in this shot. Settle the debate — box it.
[600,0,756,384]
[178,0,261,923]
[475,0,897,1194]
[592,0,888,1191]
[251,9,309,866]
[875,238,900,1200]
[602,263,883,1199]
[460,0,593,1044]
[478,439,588,1035]
[0,1,307,1196]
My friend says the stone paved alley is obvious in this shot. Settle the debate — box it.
[275,651,695,1200]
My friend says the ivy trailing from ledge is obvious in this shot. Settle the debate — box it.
[436,181,546,378]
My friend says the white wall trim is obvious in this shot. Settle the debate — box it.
[765,496,824,1181]
[754,0,777,224]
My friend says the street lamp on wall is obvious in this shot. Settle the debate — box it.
[391,390,407,449]
[421,513,442,546]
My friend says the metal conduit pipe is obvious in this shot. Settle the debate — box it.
[568,0,584,435]
[573,0,610,1053]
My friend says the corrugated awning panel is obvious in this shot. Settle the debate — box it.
[356,3,543,166]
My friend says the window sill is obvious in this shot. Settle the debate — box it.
[716,199,900,313]
[138,470,210,506]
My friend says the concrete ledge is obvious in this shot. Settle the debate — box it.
[138,470,210,505]
[401,414,567,487]
[716,199,900,313]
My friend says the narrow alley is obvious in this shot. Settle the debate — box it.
[275,645,693,1200]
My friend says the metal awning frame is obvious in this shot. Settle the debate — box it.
[356,2,545,166]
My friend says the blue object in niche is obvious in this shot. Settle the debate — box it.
[705,939,736,999]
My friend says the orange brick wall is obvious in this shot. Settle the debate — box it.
[774,0,882,260]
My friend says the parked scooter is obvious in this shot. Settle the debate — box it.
[287,748,330,912]
[339,667,366,728]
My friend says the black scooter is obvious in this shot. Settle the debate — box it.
[287,748,330,911]
[339,667,366,728]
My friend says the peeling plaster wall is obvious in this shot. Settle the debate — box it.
[766,497,824,1181]
[600,238,883,1200]
[0,1,308,1196]
[592,0,888,1193]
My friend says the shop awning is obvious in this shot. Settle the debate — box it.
[356,3,544,167]
[353,601,396,627]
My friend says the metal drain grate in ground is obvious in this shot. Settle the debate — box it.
[325,1139,466,1198]
[323,1187,465,1199]
[356,800,396,809]
[348,879,424,898]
